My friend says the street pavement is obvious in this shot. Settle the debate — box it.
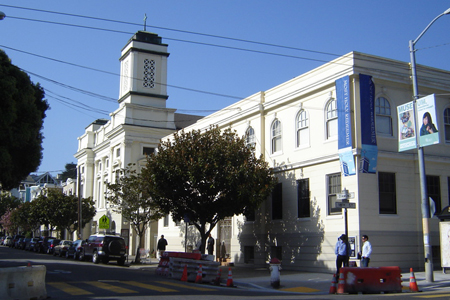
[128,257,450,296]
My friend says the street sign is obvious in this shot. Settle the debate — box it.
[335,202,356,209]
[337,192,355,200]
[99,214,110,229]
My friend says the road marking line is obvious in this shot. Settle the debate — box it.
[122,281,177,292]
[281,286,320,293]
[47,282,93,296]
[84,281,138,293]
[156,281,216,291]
[413,294,450,298]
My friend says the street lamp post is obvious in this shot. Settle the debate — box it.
[409,7,450,283]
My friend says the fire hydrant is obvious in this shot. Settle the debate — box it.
[269,258,281,288]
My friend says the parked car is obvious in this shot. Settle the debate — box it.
[3,236,12,246]
[20,237,32,250]
[10,235,25,248]
[66,239,85,259]
[25,238,40,251]
[30,237,43,252]
[15,237,26,249]
[53,240,72,257]
[82,235,126,265]
[36,236,56,253]
[0,236,5,245]
[45,239,61,254]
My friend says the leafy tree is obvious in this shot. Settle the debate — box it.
[60,162,77,182]
[0,192,22,232]
[0,208,16,235]
[105,164,165,263]
[7,201,41,237]
[34,189,95,238]
[142,126,277,253]
[0,50,49,190]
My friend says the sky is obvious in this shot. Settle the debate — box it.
[0,1,449,176]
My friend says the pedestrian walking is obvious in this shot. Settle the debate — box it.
[157,235,168,258]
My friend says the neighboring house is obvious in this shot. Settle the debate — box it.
[75,31,201,256]
[10,172,61,202]
[158,51,450,273]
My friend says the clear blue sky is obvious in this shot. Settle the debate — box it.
[0,1,449,176]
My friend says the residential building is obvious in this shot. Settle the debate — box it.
[158,51,450,272]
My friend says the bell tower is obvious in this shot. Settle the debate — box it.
[119,31,169,108]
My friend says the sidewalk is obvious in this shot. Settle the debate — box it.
[127,256,450,294]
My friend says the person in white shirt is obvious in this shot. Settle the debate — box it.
[359,235,372,267]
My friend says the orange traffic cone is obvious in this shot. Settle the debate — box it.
[329,274,337,294]
[226,267,234,287]
[409,268,419,292]
[214,268,222,285]
[180,264,188,282]
[336,271,345,294]
[195,264,203,283]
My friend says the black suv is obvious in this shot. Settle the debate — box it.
[82,235,126,265]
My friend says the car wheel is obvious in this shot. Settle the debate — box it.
[117,258,125,266]
[93,251,99,264]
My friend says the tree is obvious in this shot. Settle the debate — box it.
[34,189,95,238]
[10,201,40,235]
[0,50,49,190]
[0,192,22,232]
[60,162,77,182]
[142,126,277,253]
[105,164,165,263]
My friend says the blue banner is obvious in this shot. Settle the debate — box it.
[359,74,377,174]
[336,76,355,176]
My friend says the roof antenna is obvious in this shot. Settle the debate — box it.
[143,13,147,31]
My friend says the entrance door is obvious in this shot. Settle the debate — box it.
[217,217,231,260]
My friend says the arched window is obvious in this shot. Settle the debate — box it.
[326,99,338,139]
[296,110,309,147]
[271,119,282,154]
[444,108,450,143]
[375,97,393,135]
[245,126,256,148]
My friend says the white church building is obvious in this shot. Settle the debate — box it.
[76,30,450,273]
[75,31,201,255]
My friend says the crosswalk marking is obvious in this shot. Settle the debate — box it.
[122,281,177,292]
[84,281,138,293]
[156,281,216,291]
[47,282,93,296]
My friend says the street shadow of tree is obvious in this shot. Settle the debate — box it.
[237,170,328,272]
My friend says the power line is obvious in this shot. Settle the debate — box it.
[0,4,341,58]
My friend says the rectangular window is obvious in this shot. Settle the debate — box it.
[378,172,397,214]
[297,179,310,218]
[244,246,254,263]
[116,148,121,158]
[328,173,342,215]
[143,147,154,156]
[427,175,441,216]
[448,177,450,206]
[272,183,283,220]
[163,214,169,227]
